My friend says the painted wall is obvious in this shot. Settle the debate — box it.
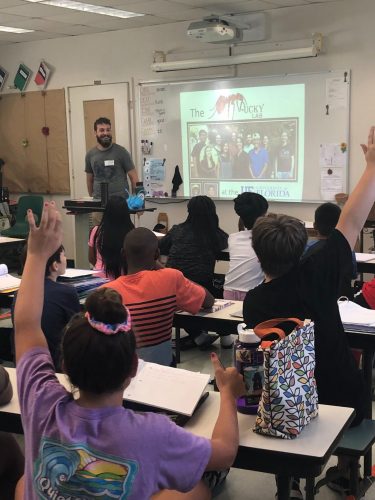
[1,0,374,258]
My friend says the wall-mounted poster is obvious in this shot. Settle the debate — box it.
[0,66,8,92]
[14,63,31,91]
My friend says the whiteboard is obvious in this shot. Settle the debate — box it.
[138,70,350,203]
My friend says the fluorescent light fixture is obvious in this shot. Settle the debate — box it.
[0,25,34,33]
[151,34,323,72]
[25,0,144,18]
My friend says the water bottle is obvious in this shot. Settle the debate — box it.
[234,323,264,414]
[135,182,146,209]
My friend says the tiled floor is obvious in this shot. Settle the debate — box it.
[178,333,375,500]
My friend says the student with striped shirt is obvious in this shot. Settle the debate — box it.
[102,227,214,366]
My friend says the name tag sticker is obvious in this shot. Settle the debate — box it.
[104,160,115,166]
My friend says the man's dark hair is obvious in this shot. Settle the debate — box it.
[252,215,307,278]
[62,288,136,394]
[314,202,341,237]
[234,192,269,230]
[94,117,111,131]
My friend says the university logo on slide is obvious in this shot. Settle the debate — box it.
[34,437,138,499]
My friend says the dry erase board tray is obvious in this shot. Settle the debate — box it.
[123,392,209,427]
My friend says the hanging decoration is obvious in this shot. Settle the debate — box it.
[34,60,52,89]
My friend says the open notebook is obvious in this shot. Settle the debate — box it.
[123,361,210,416]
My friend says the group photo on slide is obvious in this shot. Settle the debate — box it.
[188,119,297,185]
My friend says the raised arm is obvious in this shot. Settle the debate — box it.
[14,202,63,363]
[206,353,245,470]
[336,126,375,249]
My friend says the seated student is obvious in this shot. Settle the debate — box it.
[159,196,230,349]
[223,192,268,301]
[243,127,375,494]
[102,227,215,366]
[12,244,80,371]
[88,195,134,279]
[304,202,357,298]
[0,366,24,500]
[14,202,245,500]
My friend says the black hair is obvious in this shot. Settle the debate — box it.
[21,243,64,277]
[252,215,307,278]
[185,195,223,253]
[94,117,111,131]
[314,202,341,237]
[153,223,166,232]
[62,288,136,394]
[95,196,134,278]
[124,228,158,268]
[234,192,269,230]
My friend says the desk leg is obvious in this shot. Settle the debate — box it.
[362,348,374,477]
[305,477,315,500]
[175,327,180,365]
[276,475,291,500]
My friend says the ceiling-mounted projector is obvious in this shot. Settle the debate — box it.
[187,19,242,44]
[187,13,267,44]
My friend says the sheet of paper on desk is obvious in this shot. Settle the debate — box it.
[60,269,99,280]
[123,362,210,416]
[199,299,233,315]
[0,264,21,292]
[339,300,375,331]
[355,253,375,263]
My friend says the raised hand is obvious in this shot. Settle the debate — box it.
[27,201,63,260]
[361,126,375,168]
[211,352,245,399]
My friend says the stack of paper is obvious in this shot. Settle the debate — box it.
[339,299,375,332]
[0,264,21,293]
[124,361,210,416]
[59,269,99,281]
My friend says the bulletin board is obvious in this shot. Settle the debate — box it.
[0,89,70,194]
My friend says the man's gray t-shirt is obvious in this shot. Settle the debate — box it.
[85,143,135,199]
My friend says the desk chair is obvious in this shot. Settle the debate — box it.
[2,195,43,238]
[315,419,375,499]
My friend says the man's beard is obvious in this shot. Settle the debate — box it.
[97,135,112,148]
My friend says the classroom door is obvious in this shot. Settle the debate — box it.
[68,83,131,198]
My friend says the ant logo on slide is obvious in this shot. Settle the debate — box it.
[209,93,247,119]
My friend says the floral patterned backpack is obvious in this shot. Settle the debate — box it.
[253,318,318,439]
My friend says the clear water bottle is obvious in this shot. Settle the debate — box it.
[234,323,264,414]
[135,182,146,209]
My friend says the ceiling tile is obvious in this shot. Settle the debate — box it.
[206,0,276,15]
[0,0,24,7]
[121,0,192,15]
[0,3,70,17]
[157,7,214,20]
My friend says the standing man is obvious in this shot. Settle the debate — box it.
[275,131,295,179]
[85,117,139,200]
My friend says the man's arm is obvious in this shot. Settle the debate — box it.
[127,169,139,193]
[14,203,63,363]
[206,353,245,470]
[86,173,94,197]
[336,126,375,249]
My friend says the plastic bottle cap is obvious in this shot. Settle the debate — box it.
[238,329,261,344]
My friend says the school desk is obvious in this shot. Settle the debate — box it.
[0,367,354,500]
[186,392,354,500]
[173,300,243,363]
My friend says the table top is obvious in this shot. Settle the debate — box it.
[1,367,354,477]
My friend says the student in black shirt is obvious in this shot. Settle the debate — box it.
[243,126,375,492]
[13,245,80,370]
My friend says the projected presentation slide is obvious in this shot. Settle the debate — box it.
[180,84,305,201]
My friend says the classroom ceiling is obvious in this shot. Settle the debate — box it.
[0,0,345,46]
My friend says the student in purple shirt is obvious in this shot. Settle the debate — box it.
[14,202,245,500]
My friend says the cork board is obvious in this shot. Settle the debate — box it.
[0,89,70,194]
